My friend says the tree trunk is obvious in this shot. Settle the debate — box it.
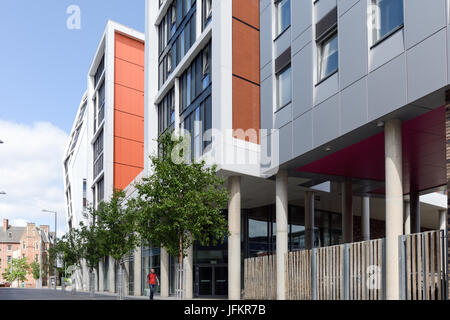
[118,259,124,300]
[179,235,183,300]
[89,268,95,297]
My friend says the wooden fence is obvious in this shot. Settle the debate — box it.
[244,231,446,300]
[243,255,276,300]
[400,230,447,300]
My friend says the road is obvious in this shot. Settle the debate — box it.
[0,288,146,300]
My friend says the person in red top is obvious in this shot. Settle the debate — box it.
[147,269,160,300]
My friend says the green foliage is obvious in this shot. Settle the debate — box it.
[50,228,82,270]
[131,132,230,260]
[30,261,41,280]
[2,257,30,285]
[78,208,103,271]
[95,190,139,263]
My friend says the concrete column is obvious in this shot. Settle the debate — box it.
[160,248,169,298]
[341,181,353,243]
[385,119,403,300]
[183,244,194,299]
[305,191,315,249]
[361,196,370,241]
[404,200,411,235]
[133,246,142,296]
[228,176,241,300]
[276,171,288,300]
[98,260,104,292]
[124,260,130,297]
[82,259,89,291]
[439,209,448,232]
[108,257,115,293]
[410,192,421,233]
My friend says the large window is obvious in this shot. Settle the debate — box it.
[318,31,338,81]
[276,0,290,36]
[158,88,175,136]
[202,0,212,29]
[372,0,404,44]
[93,130,104,179]
[179,42,212,112]
[276,65,292,110]
[158,0,197,89]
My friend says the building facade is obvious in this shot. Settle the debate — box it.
[63,21,145,293]
[1,219,53,288]
[143,0,449,300]
[64,0,449,300]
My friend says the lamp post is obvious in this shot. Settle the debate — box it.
[42,209,57,290]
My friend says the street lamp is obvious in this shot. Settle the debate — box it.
[0,140,3,144]
[0,192,6,195]
[42,209,57,291]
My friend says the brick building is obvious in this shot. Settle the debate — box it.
[0,219,53,287]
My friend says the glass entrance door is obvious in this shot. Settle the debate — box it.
[196,265,228,297]
[198,266,213,296]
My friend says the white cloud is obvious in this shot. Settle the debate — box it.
[0,120,68,238]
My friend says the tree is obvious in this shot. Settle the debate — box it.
[131,132,230,298]
[30,261,40,281]
[95,190,139,300]
[2,257,30,287]
[78,208,103,297]
[50,229,82,291]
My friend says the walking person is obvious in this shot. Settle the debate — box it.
[147,269,160,300]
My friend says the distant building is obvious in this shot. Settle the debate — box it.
[0,219,53,288]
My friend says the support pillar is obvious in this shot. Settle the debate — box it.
[342,181,353,244]
[445,91,450,299]
[305,191,315,249]
[228,176,241,300]
[439,209,448,232]
[404,200,411,235]
[108,257,115,294]
[410,192,421,233]
[385,119,403,300]
[134,246,142,296]
[160,248,169,298]
[362,196,370,241]
[276,171,288,300]
[98,260,104,292]
[183,242,194,299]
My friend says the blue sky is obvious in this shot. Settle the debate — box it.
[0,0,145,133]
[0,1,145,236]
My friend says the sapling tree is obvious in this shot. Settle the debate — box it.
[131,132,229,299]
[95,190,139,300]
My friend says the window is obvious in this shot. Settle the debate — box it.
[158,88,175,136]
[7,245,11,251]
[22,242,25,249]
[93,130,104,179]
[276,0,291,36]
[7,256,11,263]
[203,0,212,29]
[35,254,39,262]
[83,179,87,211]
[97,178,104,203]
[277,65,292,109]
[94,56,105,88]
[372,0,404,44]
[318,31,338,81]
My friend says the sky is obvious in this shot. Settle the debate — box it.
[0,0,145,237]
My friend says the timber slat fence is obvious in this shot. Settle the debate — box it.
[399,230,447,300]
[244,230,447,300]
[243,255,276,300]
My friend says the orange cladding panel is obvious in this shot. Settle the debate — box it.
[232,76,260,144]
[115,32,145,67]
[232,0,261,144]
[114,110,145,143]
[114,32,145,190]
[232,21,260,84]
[232,0,260,29]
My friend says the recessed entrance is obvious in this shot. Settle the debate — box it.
[195,264,227,297]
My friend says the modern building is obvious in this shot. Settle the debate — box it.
[64,0,449,300]
[63,21,145,293]
[143,0,449,300]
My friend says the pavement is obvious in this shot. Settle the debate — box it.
[0,287,151,300]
